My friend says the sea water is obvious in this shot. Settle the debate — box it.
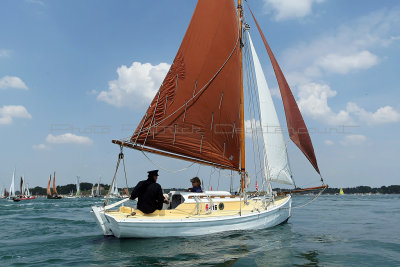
[0,195,399,266]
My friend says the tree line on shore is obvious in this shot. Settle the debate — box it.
[27,184,400,196]
[30,182,110,196]
[275,185,400,195]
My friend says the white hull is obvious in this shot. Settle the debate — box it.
[91,195,291,238]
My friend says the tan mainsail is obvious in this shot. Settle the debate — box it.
[130,0,242,171]
[247,6,320,174]
[53,172,58,196]
[47,175,52,196]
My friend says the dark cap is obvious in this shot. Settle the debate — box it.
[190,177,201,184]
[147,170,159,176]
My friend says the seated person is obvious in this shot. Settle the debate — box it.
[187,177,203,193]
[130,170,168,214]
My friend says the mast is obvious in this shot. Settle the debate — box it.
[238,0,245,191]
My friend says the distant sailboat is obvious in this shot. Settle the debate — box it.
[90,184,95,198]
[339,188,344,195]
[7,168,16,200]
[107,181,121,199]
[75,176,81,198]
[94,181,102,197]
[13,175,36,201]
[47,172,62,199]
[0,186,6,199]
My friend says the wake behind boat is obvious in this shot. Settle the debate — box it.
[92,0,327,238]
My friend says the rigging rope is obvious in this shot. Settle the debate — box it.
[104,146,124,206]
[141,150,195,173]
[122,148,129,194]
[280,186,327,210]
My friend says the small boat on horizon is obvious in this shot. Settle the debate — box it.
[13,175,36,202]
[1,188,9,199]
[7,168,17,201]
[94,180,102,197]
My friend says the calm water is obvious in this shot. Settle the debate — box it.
[0,195,399,266]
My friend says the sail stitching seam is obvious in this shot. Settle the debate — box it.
[131,31,240,138]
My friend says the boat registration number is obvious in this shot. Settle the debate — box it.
[205,204,218,211]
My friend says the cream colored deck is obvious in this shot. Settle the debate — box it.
[105,195,289,220]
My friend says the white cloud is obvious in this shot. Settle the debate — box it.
[283,8,400,76]
[316,50,379,74]
[97,62,170,108]
[46,133,93,145]
[347,102,400,125]
[277,8,400,127]
[0,76,28,90]
[32,144,50,150]
[25,0,45,6]
[0,49,11,58]
[263,0,325,21]
[324,140,334,146]
[296,82,400,126]
[297,83,353,125]
[340,134,367,146]
[0,105,32,125]
[87,89,98,95]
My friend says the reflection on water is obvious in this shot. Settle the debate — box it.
[1,195,400,266]
[89,223,297,266]
[294,250,320,267]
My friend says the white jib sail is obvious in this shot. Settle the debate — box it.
[113,182,119,196]
[76,176,80,196]
[247,32,294,185]
[9,168,16,197]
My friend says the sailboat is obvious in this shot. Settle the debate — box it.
[47,172,62,199]
[0,186,7,199]
[107,181,121,199]
[7,168,16,200]
[13,176,36,201]
[92,0,326,238]
[75,176,81,198]
[339,188,344,195]
[94,182,102,197]
[90,184,95,198]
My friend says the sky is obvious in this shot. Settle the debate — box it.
[1,0,399,191]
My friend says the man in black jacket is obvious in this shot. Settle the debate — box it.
[130,170,168,214]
